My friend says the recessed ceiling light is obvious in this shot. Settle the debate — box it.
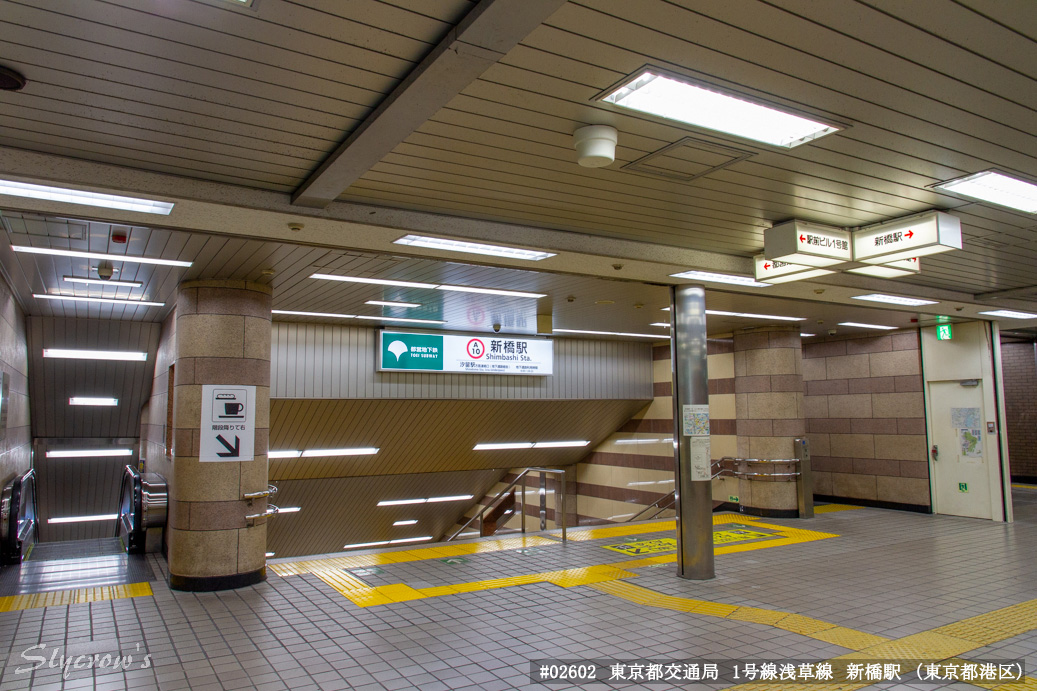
[34,294,164,307]
[272,309,357,319]
[601,70,839,148]
[669,270,770,287]
[69,397,118,406]
[474,442,534,450]
[311,273,436,289]
[838,322,897,330]
[390,536,432,544]
[268,450,302,459]
[554,328,666,339]
[344,540,389,550]
[299,447,379,457]
[46,448,133,458]
[13,246,191,267]
[48,514,119,524]
[705,310,805,321]
[311,273,546,299]
[366,300,421,308]
[533,440,589,448]
[650,322,670,328]
[63,276,143,288]
[265,552,275,558]
[377,495,473,507]
[394,235,556,261]
[393,519,418,526]
[979,310,1037,319]
[800,333,816,337]
[935,170,1037,213]
[43,348,147,361]
[0,179,174,214]
[851,294,938,307]
[276,506,301,513]
[434,285,545,299]
[354,315,446,325]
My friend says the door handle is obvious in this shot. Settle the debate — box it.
[931,444,939,462]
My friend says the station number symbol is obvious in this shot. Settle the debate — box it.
[466,338,485,359]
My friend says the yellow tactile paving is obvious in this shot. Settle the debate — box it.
[810,627,891,650]
[269,534,556,576]
[813,504,864,513]
[0,582,153,612]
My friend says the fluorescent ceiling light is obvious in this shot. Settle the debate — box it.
[268,450,302,459]
[377,494,473,507]
[273,310,356,319]
[669,270,770,287]
[46,448,133,458]
[276,506,301,513]
[63,276,143,288]
[650,322,670,328]
[311,273,545,299]
[800,333,816,337]
[265,552,275,557]
[390,536,432,544]
[34,294,164,307]
[979,310,1037,319]
[311,273,436,289]
[935,170,1037,213]
[851,294,937,307]
[474,442,534,450]
[344,540,388,549]
[838,322,897,330]
[300,447,379,457]
[366,300,421,308]
[393,519,418,526]
[602,70,839,148]
[43,348,147,361]
[554,328,665,339]
[434,285,545,299]
[394,235,556,261]
[533,440,589,448]
[0,179,174,214]
[13,246,191,267]
[706,310,805,321]
[49,514,119,524]
[354,315,446,325]
[69,397,118,406]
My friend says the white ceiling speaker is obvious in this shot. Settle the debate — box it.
[573,125,618,168]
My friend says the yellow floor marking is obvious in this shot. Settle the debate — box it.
[1011,483,1037,489]
[269,534,556,577]
[0,582,153,612]
[813,504,864,513]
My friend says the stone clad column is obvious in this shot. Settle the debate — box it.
[168,280,271,591]
[734,325,805,516]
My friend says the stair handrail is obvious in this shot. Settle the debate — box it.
[445,467,567,542]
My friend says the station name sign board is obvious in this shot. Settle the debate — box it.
[378,331,553,376]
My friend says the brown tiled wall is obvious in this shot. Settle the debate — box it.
[0,271,30,488]
[803,331,930,508]
[1000,341,1037,480]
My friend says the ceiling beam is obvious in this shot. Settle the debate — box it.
[291,0,567,209]
[974,285,1037,301]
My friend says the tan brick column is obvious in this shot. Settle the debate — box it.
[167,280,271,591]
[734,325,806,458]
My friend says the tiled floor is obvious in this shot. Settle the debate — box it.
[0,490,1035,690]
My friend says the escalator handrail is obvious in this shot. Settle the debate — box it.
[1,467,36,563]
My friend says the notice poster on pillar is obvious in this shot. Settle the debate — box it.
[199,385,256,462]
[689,436,711,481]
[682,404,710,437]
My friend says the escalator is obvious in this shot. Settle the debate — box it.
[0,466,166,595]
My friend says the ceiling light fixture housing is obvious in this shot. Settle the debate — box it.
[394,235,556,261]
[600,69,840,148]
[851,294,938,307]
[669,270,770,287]
[14,246,191,267]
[0,180,174,214]
[979,310,1037,320]
[43,348,147,361]
[935,170,1037,214]
[63,275,143,288]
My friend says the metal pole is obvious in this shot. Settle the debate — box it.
[560,470,567,543]
[539,472,547,532]
[670,284,715,580]
[520,474,526,534]
[794,437,813,518]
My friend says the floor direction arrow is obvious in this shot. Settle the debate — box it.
[216,434,240,457]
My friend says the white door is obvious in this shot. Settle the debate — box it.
[927,380,992,519]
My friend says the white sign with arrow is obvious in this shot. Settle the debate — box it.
[199,385,256,462]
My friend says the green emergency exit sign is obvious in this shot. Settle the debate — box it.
[936,324,953,340]
[958,482,968,493]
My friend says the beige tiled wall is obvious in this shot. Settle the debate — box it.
[803,331,930,508]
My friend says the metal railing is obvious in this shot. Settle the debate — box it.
[626,461,734,523]
[446,467,568,542]
[117,466,168,554]
[1,468,36,566]
[721,457,801,479]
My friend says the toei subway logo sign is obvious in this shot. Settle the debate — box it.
[379,331,553,375]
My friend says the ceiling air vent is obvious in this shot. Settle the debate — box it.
[623,136,756,182]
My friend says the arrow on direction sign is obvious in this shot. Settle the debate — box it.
[216,434,240,458]
[906,230,914,238]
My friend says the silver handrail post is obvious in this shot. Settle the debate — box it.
[560,470,567,543]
